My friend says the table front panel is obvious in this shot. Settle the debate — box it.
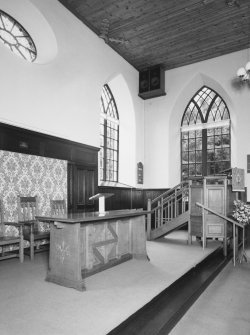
[82,219,132,276]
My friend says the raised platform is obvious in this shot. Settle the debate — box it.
[108,239,228,334]
[0,231,223,335]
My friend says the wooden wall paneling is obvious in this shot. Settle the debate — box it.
[72,147,98,166]
[0,122,170,215]
[1,125,41,156]
[0,122,99,164]
[143,189,169,209]
[43,139,72,161]
[98,186,169,211]
[133,189,144,209]
[0,122,99,214]
[98,186,142,210]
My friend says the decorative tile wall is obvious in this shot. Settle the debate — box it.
[0,150,67,237]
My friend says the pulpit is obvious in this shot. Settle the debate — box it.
[190,174,246,255]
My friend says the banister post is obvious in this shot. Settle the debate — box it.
[161,197,164,226]
[202,178,206,250]
[202,206,205,251]
[174,189,177,218]
[188,180,192,245]
[188,179,192,211]
[233,223,236,266]
[181,189,184,214]
[157,200,161,228]
[235,225,239,261]
[147,199,151,240]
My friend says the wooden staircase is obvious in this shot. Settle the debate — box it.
[147,181,191,240]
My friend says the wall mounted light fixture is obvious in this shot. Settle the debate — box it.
[237,60,250,82]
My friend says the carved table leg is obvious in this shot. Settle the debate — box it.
[46,222,85,291]
[131,215,148,261]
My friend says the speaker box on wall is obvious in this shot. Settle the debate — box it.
[138,65,166,100]
[139,70,150,93]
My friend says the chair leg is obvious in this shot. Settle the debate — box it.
[19,225,24,263]
[30,227,34,261]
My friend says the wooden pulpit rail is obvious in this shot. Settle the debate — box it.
[196,202,244,266]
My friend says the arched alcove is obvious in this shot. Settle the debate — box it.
[99,73,136,187]
[169,73,236,184]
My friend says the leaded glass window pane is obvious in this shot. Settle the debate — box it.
[181,86,231,180]
[100,84,119,182]
[181,129,205,179]
[0,10,36,62]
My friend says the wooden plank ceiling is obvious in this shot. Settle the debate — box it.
[58,0,250,71]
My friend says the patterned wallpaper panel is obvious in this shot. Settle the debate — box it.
[0,150,67,237]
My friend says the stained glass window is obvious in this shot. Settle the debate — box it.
[181,86,231,180]
[100,84,119,182]
[0,10,36,62]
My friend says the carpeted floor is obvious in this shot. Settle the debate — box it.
[170,258,250,335]
[0,231,221,335]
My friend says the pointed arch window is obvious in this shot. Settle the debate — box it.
[100,84,119,182]
[0,10,36,62]
[181,86,231,180]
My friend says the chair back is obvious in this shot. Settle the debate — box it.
[50,199,66,216]
[18,196,38,222]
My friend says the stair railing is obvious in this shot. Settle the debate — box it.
[196,202,244,266]
[147,181,190,239]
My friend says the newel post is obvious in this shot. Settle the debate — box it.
[188,180,192,245]
[174,189,177,218]
[147,199,152,240]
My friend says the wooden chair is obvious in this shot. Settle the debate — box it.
[0,200,24,262]
[50,199,67,216]
[18,196,49,261]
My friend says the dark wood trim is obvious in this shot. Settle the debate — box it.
[0,122,99,165]
[98,186,169,211]
[0,122,99,213]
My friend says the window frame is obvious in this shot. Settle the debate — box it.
[181,86,231,180]
[0,10,37,62]
[100,84,119,182]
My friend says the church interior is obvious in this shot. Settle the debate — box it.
[0,0,250,334]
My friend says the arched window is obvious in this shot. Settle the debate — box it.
[181,86,231,180]
[0,10,36,62]
[100,84,119,182]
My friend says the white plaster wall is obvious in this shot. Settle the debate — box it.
[144,50,250,200]
[2,0,248,194]
[0,0,144,187]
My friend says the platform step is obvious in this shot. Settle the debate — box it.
[107,246,231,335]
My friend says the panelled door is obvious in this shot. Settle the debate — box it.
[68,163,97,212]
[205,184,226,238]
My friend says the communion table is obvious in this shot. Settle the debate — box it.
[36,209,148,291]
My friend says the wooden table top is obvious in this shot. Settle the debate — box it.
[36,209,149,224]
